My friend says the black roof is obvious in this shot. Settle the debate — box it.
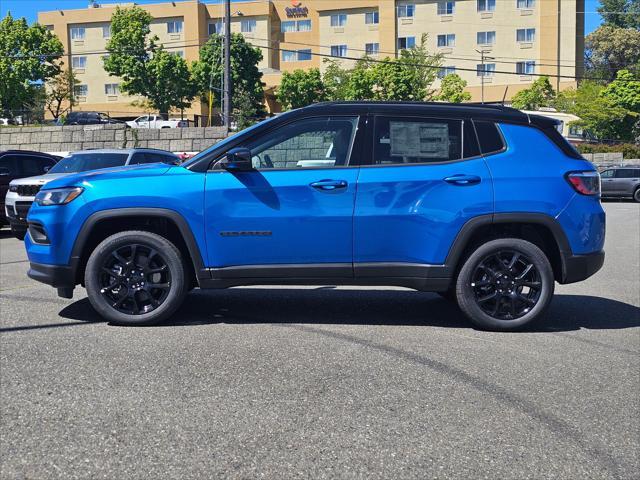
[297,100,545,124]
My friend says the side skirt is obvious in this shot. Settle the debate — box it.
[199,263,452,292]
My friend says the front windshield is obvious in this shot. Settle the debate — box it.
[182,115,281,168]
[48,153,129,174]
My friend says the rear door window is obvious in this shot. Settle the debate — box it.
[614,169,640,179]
[372,117,478,165]
[473,121,505,155]
[0,155,18,176]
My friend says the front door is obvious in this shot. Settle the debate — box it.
[204,115,363,275]
[354,115,494,273]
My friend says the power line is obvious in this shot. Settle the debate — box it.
[6,36,638,83]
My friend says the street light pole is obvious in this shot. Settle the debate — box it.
[223,0,232,130]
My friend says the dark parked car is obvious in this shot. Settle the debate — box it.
[600,167,640,202]
[64,111,124,126]
[1,150,60,229]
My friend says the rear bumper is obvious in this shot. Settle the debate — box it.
[561,250,605,284]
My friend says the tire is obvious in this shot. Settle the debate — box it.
[84,230,188,326]
[11,226,26,240]
[455,238,555,331]
[634,187,640,203]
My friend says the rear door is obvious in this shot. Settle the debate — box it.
[0,155,20,207]
[354,114,493,272]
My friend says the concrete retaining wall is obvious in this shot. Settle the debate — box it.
[0,125,228,154]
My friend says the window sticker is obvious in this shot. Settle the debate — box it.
[389,122,449,158]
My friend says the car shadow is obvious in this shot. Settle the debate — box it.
[58,288,640,333]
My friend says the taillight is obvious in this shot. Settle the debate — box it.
[566,171,601,196]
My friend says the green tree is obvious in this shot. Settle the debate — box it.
[597,0,640,29]
[0,13,64,117]
[103,6,196,116]
[322,59,352,101]
[276,68,325,110]
[601,70,640,113]
[585,25,640,80]
[45,70,79,119]
[192,33,266,125]
[554,81,634,141]
[435,73,471,103]
[510,76,556,110]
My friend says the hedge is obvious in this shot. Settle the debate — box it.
[577,143,640,159]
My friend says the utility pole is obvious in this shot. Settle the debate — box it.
[223,0,232,130]
[476,49,494,104]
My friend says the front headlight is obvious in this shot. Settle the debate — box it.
[9,185,18,193]
[34,187,84,206]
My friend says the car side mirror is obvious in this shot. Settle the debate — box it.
[221,147,253,171]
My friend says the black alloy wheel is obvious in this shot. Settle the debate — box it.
[471,250,542,320]
[99,244,172,315]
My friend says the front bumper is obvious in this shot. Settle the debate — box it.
[561,250,605,284]
[27,262,76,298]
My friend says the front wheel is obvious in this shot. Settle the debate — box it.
[85,231,188,326]
[11,225,26,240]
[455,238,555,331]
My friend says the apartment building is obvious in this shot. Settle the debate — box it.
[38,0,584,119]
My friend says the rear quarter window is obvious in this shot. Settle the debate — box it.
[473,121,505,155]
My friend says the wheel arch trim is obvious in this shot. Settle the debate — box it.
[69,208,207,283]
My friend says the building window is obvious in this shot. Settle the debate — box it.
[282,49,312,62]
[104,84,119,95]
[72,56,87,69]
[330,14,347,27]
[438,66,456,78]
[477,0,496,12]
[171,50,184,58]
[297,49,312,61]
[209,22,223,35]
[477,31,496,45]
[241,19,256,33]
[437,1,455,15]
[517,0,535,8]
[331,45,348,57]
[397,4,416,17]
[74,85,88,96]
[167,20,183,34]
[281,20,311,32]
[437,34,456,47]
[103,24,111,38]
[365,43,380,55]
[365,11,379,24]
[516,28,536,42]
[516,61,535,74]
[477,63,496,77]
[397,36,416,50]
[297,20,312,31]
[70,27,85,40]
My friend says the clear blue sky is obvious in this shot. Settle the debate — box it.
[1,0,605,34]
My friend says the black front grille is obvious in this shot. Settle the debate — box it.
[15,202,33,220]
[16,184,42,197]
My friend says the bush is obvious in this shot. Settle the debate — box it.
[577,143,640,159]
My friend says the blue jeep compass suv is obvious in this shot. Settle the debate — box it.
[24,102,605,330]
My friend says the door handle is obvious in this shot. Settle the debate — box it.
[443,175,481,186]
[310,179,348,191]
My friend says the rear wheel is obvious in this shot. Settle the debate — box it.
[455,238,554,331]
[85,231,188,325]
[633,187,640,203]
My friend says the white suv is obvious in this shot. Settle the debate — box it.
[6,148,179,239]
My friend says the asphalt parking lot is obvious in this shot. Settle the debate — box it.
[1,202,638,479]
